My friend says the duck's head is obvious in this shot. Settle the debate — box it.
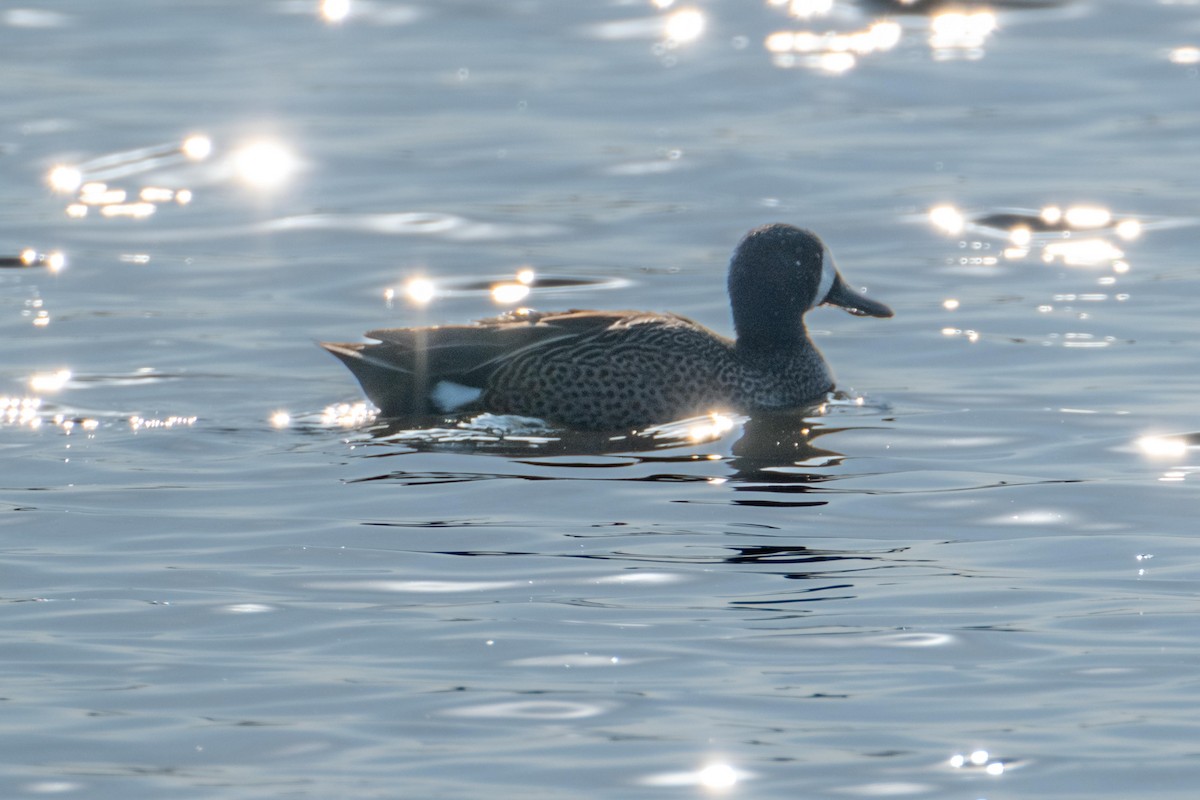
[728,223,892,349]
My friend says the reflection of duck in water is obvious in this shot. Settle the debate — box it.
[732,410,847,470]
[323,224,891,431]
[352,410,866,490]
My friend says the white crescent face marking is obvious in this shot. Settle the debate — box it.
[432,380,483,412]
[815,246,837,307]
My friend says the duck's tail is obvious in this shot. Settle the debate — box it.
[320,341,461,417]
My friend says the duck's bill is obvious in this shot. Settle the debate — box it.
[824,275,893,318]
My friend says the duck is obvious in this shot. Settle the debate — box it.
[321,223,892,431]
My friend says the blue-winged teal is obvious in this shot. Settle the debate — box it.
[322,223,892,430]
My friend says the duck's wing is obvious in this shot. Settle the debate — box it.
[321,309,655,416]
[359,310,648,376]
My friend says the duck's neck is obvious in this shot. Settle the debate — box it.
[728,258,813,362]
[733,316,813,367]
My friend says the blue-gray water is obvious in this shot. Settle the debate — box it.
[3,1,1200,798]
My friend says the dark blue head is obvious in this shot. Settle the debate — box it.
[728,223,892,351]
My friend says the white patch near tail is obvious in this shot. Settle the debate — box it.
[431,381,483,412]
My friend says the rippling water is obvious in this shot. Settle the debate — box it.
[4,1,1200,798]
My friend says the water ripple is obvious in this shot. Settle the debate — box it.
[71,211,564,244]
[259,212,564,240]
[441,699,611,720]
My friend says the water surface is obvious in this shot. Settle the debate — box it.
[3,1,1200,798]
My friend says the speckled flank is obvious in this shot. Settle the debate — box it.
[483,316,834,430]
